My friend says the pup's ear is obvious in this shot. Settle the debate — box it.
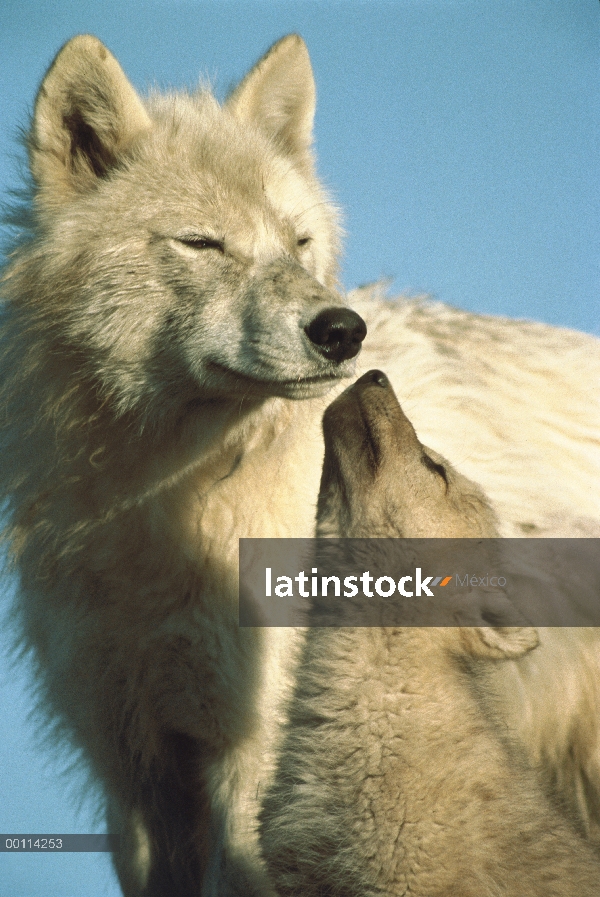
[226,34,315,165]
[29,35,151,202]
[456,587,539,659]
[462,626,539,659]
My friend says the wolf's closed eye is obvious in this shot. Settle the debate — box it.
[177,236,225,253]
[421,452,448,486]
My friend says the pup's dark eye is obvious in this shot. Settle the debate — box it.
[177,236,225,253]
[297,236,312,248]
[421,453,448,485]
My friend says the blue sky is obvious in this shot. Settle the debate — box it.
[0,2,598,895]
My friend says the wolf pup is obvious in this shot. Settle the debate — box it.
[260,370,600,896]
[0,33,365,896]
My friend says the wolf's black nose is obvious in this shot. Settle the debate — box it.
[305,308,367,363]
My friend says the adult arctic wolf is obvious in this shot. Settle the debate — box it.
[1,32,599,897]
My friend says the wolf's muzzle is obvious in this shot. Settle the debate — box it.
[305,307,367,363]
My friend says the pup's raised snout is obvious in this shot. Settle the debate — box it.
[305,307,367,363]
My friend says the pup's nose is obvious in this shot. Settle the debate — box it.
[304,308,367,363]
[356,369,389,388]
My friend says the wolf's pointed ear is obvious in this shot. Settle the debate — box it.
[226,34,316,164]
[29,35,151,202]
